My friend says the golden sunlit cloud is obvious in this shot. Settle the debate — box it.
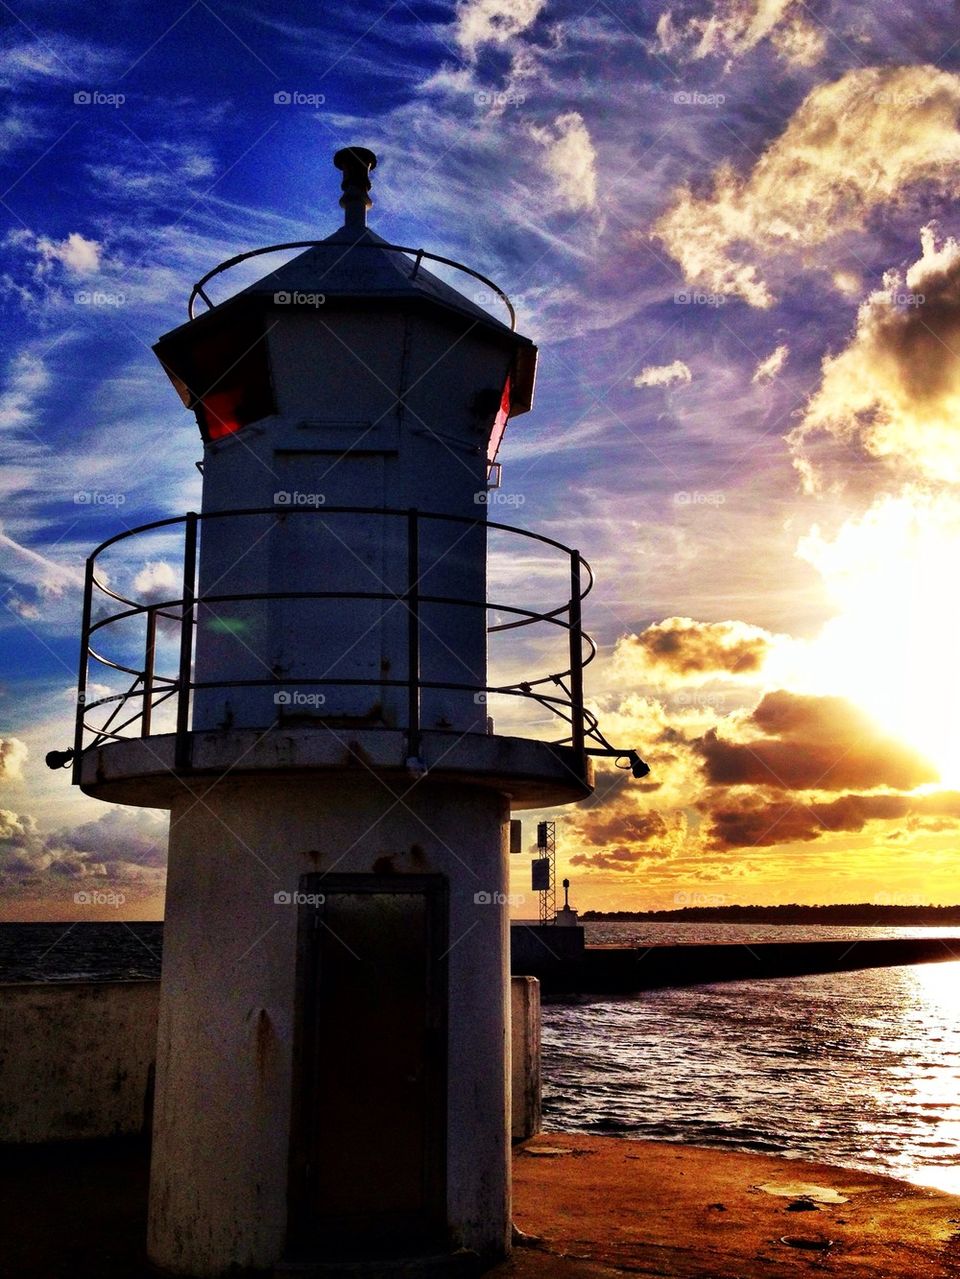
[613,616,778,685]
[655,0,825,68]
[791,227,960,489]
[653,66,960,306]
[752,343,789,384]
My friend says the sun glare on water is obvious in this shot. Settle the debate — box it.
[796,493,960,787]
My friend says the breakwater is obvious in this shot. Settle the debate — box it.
[510,927,960,994]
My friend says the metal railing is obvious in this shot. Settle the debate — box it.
[188,239,516,329]
[70,507,613,783]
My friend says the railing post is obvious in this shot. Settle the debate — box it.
[175,513,198,771]
[72,556,95,785]
[569,551,586,761]
[142,606,157,738]
[406,508,421,760]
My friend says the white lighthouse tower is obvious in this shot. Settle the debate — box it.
[58,147,644,1276]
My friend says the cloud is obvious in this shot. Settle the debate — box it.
[752,343,788,384]
[567,803,687,871]
[655,0,825,67]
[40,232,101,275]
[0,804,167,887]
[702,789,960,849]
[132,560,178,601]
[530,111,597,212]
[0,738,28,781]
[614,617,776,685]
[790,226,960,489]
[0,34,118,89]
[454,0,547,58]
[653,65,960,306]
[695,690,938,791]
[633,359,692,389]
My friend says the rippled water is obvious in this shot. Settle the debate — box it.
[544,929,960,1195]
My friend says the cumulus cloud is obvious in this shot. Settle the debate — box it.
[0,737,28,781]
[568,804,687,871]
[752,343,788,384]
[4,228,103,284]
[790,226,960,489]
[653,66,960,306]
[702,789,960,849]
[530,111,597,212]
[695,690,937,792]
[455,0,546,58]
[0,804,167,888]
[132,560,178,601]
[655,0,825,67]
[614,617,776,685]
[633,359,692,389]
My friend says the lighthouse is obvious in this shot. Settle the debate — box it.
[57,147,644,1276]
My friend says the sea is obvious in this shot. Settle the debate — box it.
[4,919,960,1196]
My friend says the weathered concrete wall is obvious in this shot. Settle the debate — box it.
[0,981,159,1143]
[0,973,542,1154]
[511,976,540,1143]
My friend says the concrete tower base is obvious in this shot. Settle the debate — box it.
[147,772,512,1278]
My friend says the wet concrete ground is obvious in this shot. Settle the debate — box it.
[3,1132,960,1277]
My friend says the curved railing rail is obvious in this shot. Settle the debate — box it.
[71,507,613,781]
[188,240,516,329]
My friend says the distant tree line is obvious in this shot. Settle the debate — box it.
[580,903,960,925]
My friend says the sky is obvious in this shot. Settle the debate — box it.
[4,0,960,919]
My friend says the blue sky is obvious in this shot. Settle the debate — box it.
[5,0,960,917]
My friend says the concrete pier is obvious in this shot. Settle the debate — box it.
[511,934,960,994]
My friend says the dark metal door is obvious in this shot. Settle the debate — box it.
[287,874,448,1259]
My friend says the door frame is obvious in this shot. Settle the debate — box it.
[285,872,449,1258]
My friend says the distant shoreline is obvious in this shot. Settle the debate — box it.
[581,904,960,926]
